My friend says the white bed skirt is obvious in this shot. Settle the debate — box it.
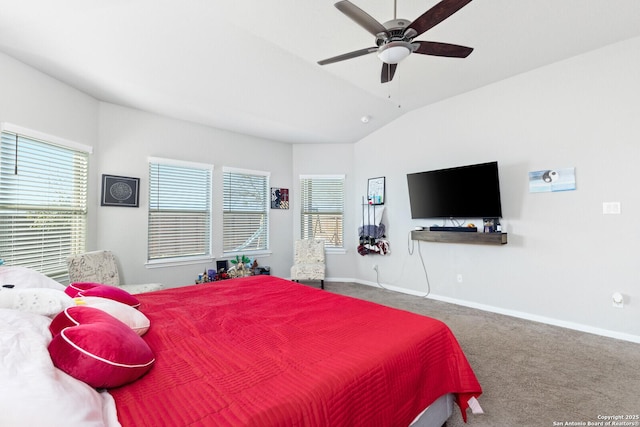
[410,393,454,427]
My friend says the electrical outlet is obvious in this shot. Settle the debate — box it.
[612,292,624,308]
[456,274,463,283]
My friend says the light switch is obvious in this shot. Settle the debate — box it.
[602,202,621,214]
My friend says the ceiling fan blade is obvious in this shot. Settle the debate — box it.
[381,63,398,83]
[318,46,378,65]
[413,41,473,58]
[406,0,472,38]
[335,0,389,38]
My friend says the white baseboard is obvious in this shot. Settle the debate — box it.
[343,279,640,344]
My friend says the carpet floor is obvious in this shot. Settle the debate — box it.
[319,281,640,427]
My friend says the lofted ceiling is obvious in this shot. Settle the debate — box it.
[1,0,639,144]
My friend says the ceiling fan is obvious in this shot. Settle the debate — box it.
[318,0,474,83]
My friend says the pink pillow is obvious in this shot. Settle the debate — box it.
[78,297,150,336]
[48,306,155,388]
[64,281,95,297]
[65,282,140,308]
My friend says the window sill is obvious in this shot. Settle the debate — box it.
[146,256,214,269]
[220,250,272,259]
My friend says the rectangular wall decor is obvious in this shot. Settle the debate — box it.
[367,177,385,205]
[271,187,289,209]
[101,174,140,207]
[528,167,576,193]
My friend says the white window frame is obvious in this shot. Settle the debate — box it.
[299,174,345,250]
[0,123,92,281]
[222,166,270,257]
[147,157,213,267]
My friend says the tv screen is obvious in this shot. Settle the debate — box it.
[406,161,503,219]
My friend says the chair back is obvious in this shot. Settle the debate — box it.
[67,250,120,286]
[294,239,325,264]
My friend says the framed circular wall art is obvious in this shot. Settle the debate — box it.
[101,174,140,207]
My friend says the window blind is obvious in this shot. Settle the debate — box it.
[148,160,212,262]
[222,168,269,253]
[300,175,344,248]
[0,131,88,280]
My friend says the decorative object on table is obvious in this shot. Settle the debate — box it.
[228,255,253,278]
[216,260,227,273]
[255,266,271,275]
[248,260,271,276]
[230,255,250,269]
[367,177,385,205]
[271,187,289,209]
[483,218,495,233]
[101,174,140,207]
[528,167,576,193]
[196,269,215,284]
[195,267,237,283]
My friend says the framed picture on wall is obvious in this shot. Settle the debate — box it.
[528,167,576,193]
[101,174,140,207]
[367,177,385,205]
[271,187,290,209]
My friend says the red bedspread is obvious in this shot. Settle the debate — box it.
[110,276,481,426]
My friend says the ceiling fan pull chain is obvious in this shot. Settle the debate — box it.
[387,64,392,99]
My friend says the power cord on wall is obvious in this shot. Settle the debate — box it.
[373,265,391,291]
[408,230,431,298]
[370,230,432,297]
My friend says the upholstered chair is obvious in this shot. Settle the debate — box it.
[290,239,326,289]
[67,250,164,294]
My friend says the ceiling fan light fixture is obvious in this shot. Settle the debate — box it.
[377,41,412,64]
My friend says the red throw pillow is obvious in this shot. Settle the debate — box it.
[64,281,98,297]
[48,306,154,388]
[65,282,140,308]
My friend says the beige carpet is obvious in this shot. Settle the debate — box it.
[320,281,640,427]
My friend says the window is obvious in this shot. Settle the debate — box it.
[300,175,344,248]
[0,126,90,280]
[148,158,212,264]
[222,167,269,254]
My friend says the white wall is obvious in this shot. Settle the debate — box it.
[97,103,294,286]
[3,36,639,341]
[0,52,100,248]
[344,36,640,341]
[291,143,355,280]
[0,48,295,288]
[0,54,98,145]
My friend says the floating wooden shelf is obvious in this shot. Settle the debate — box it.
[411,230,508,245]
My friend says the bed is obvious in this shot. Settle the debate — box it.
[0,269,482,427]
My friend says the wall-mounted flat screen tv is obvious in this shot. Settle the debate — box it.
[406,161,503,219]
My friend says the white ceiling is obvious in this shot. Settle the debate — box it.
[1,0,639,144]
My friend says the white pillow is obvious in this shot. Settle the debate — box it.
[0,309,120,427]
[0,266,65,290]
[0,288,73,317]
[77,296,151,336]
